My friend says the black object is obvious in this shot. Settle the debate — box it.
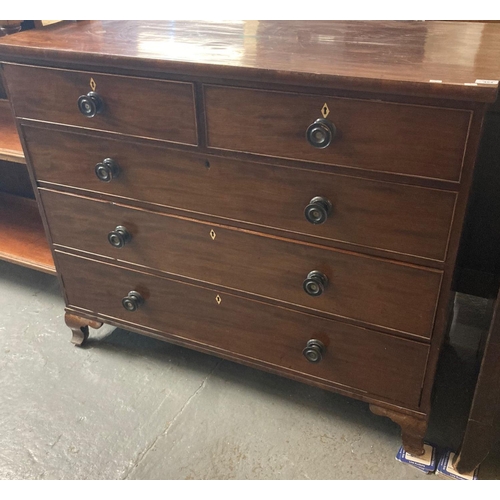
[302,339,325,363]
[303,270,329,296]
[304,196,332,224]
[306,118,336,148]
[121,291,144,312]
[108,226,131,248]
[77,91,104,117]
[95,158,120,182]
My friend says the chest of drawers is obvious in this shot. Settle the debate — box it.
[2,20,500,457]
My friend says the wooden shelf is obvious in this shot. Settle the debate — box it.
[0,29,54,276]
[0,99,24,163]
[0,192,56,274]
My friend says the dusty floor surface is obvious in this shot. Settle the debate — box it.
[0,260,499,480]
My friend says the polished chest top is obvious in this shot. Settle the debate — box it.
[2,21,500,457]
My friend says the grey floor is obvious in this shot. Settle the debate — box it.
[0,260,499,480]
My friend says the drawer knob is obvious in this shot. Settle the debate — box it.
[122,291,144,312]
[77,91,104,118]
[304,196,332,225]
[95,158,120,182]
[108,226,131,248]
[303,270,328,297]
[302,339,325,363]
[306,118,336,149]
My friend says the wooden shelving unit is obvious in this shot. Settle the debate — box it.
[0,98,56,275]
[0,99,23,163]
[0,192,56,274]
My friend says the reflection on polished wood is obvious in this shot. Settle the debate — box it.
[0,21,500,101]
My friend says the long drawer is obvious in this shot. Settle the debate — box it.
[42,189,442,338]
[205,85,471,181]
[3,64,197,145]
[56,251,430,407]
[24,125,457,261]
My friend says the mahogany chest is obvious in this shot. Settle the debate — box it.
[2,20,500,456]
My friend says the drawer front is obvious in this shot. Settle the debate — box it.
[205,85,471,181]
[56,251,429,407]
[25,125,456,261]
[42,190,442,338]
[4,64,197,145]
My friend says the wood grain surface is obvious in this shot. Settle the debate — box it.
[1,21,500,101]
[41,189,442,338]
[3,63,197,145]
[24,125,457,262]
[56,250,429,408]
[205,85,471,181]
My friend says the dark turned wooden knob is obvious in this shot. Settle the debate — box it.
[306,118,336,148]
[121,291,144,312]
[108,226,131,248]
[303,270,328,297]
[304,196,332,225]
[302,339,325,363]
[95,158,119,182]
[77,91,104,118]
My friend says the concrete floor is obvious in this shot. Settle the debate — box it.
[0,259,499,480]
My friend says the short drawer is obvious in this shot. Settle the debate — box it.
[42,189,442,338]
[3,64,197,145]
[25,125,456,261]
[204,85,471,181]
[57,251,430,408]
